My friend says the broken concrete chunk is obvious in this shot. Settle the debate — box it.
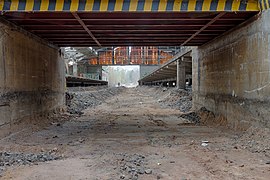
[145,169,152,174]
[201,142,208,147]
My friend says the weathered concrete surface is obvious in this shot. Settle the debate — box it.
[192,10,270,129]
[0,19,65,136]
[177,58,186,89]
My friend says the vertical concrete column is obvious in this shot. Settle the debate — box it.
[73,63,78,77]
[112,47,115,65]
[127,47,130,64]
[177,57,186,89]
[158,47,161,64]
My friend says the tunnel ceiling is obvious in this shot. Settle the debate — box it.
[2,11,258,47]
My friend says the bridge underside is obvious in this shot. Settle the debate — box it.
[2,11,258,47]
[1,0,261,47]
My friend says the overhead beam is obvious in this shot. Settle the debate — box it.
[181,12,226,46]
[46,37,212,40]
[56,43,202,47]
[7,18,244,21]
[0,0,259,12]
[52,39,206,43]
[72,12,101,47]
[29,29,227,33]
[40,33,220,37]
[21,24,234,28]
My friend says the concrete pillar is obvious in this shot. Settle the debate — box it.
[177,57,186,89]
[192,10,270,129]
[0,19,65,137]
[73,63,78,77]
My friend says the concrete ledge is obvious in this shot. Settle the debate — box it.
[193,92,270,130]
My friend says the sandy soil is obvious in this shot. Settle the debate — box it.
[1,88,270,180]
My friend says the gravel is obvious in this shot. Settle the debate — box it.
[179,107,214,124]
[0,151,62,175]
[66,87,125,115]
[180,112,201,124]
[119,153,151,179]
[233,126,270,157]
[136,86,192,113]
[162,88,192,113]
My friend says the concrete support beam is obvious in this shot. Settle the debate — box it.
[177,57,186,89]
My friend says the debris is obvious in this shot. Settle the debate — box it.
[51,122,61,126]
[225,160,233,163]
[66,87,125,115]
[0,151,61,175]
[180,112,200,124]
[137,167,145,174]
[145,169,152,174]
[119,154,147,179]
[120,175,125,179]
[266,161,270,164]
[157,162,161,165]
[201,142,208,147]
[78,138,85,143]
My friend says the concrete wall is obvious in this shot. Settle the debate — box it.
[192,10,270,129]
[76,64,102,80]
[0,19,65,136]
[140,65,160,79]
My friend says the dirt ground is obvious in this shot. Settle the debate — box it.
[0,87,270,180]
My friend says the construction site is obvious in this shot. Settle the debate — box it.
[0,0,270,179]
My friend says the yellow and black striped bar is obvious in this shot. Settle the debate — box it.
[260,0,270,10]
[0,0,261,12]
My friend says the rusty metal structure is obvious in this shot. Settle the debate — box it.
[89,46,176,65]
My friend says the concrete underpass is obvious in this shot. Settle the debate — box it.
[0,0,270,179]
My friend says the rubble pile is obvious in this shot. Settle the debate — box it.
[118,153,151,180]
[158,88,192,112]
[66,87,125,115]
[0,151,61,175]
[179,107,214,124]
[137,86,192,112]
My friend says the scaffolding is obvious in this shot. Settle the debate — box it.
[88,46,179,65]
